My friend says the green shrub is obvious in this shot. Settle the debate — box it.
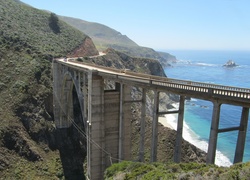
[0,82,7,91]
[77,57,83,62]
[125,163,154,179]
[104,161,132,178]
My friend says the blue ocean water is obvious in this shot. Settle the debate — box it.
[164,50,250,166]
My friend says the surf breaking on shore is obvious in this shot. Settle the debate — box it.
[158,102,232,167]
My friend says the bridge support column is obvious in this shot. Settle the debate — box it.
[53,61,61,127]
[151,91,159,162]
[174,95,185,163]
[119,84,132,161]
[234,107,249,163]
[87,72,105,180]
[119,84,124,161]
[103,90,120,167]
[139,88,146,162]
[56,64,74,128]
[53,61,72,128]
[207,102,221,164]
[82,73,88,126]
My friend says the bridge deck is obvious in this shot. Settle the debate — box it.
[56,59,250,107]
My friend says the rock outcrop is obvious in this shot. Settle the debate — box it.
[68,36,99,57]
[223,60,238,67]
[79,48,167,77]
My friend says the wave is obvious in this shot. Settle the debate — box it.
[163,105,232,167]
[189,98,198,102]
[195,62,218,67]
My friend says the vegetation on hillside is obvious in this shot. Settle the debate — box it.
[59,16,138,50]
[104,161,250,179]
[0,0,89,178]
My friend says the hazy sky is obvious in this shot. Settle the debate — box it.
[21,0,250,51]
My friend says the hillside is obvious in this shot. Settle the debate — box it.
[59,16,138,49]
[59,15,176,66]
[0,0,97,178]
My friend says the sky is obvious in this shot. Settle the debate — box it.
[20,0,250,51]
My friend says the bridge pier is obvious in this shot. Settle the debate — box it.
[87,80,132,180]
[139,88,146,162]
[118,84,124,161]
[104,89,121,166]
[234,107,249,163]
[207,103,250,165]
[151,91,160,162]
[207,101,221,164]
[53,61,61,127]
[174,95,185,163]
[118,84,132,161]
[87,73,105,179]
[53,62,72,128]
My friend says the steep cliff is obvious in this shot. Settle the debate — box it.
[81,48,166,77]
[67,36,99,57]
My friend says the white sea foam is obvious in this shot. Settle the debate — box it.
[189,98,198,102]
[176,59,192,64]
[163,104,232,167]
[195,62,218,67]
[175,60,219,67]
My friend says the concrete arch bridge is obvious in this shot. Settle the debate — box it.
[53,59,250,180]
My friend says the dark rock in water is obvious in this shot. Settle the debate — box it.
[223,60,238,67]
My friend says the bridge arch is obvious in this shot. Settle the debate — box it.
[56,70,87,179]
[58,71,86,128]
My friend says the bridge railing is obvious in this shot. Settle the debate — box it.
[152,79,250,100]
[62,59,250,100]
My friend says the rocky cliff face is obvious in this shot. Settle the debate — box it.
[79,48,167,77]
[68,37,99,57]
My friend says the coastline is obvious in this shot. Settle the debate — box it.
[158,102,232,167]
[158,115,176,130]
[158,103,179,131]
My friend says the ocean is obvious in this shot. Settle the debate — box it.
[163,50,250,167]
